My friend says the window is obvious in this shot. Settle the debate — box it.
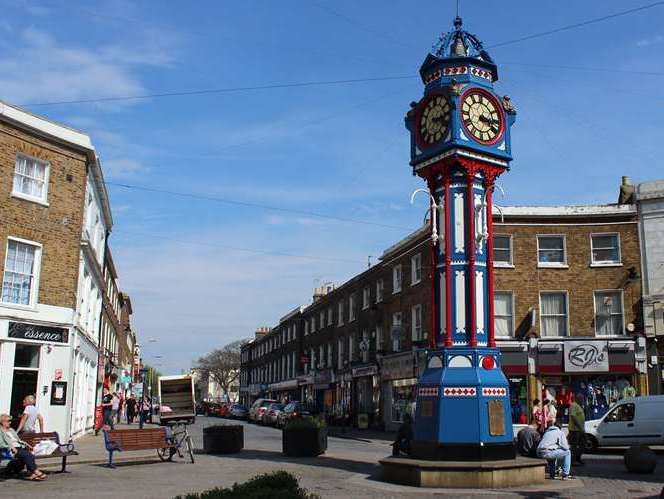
[349,294,356,322]
[595,290,624,335]
[376,325,383,352]
[494,235,513,266]
[304,321,309,335]
[2,239,41,306]
[605,403,635,422]
[591,234,621,265]
[319,345,325,368]
[411,304,423,341]
[327,307,333,326]
[338,338,345,370]
[338,301,344,326]
[12,155,49,204]
[392,312,403,351]
[311,316,316,333]
[393,265,403,293]
[348,334,355,362]
[320,311,326,329]
[360,330,369,363]
[540,292,568,337]
[327,342,333,368]
[537,235,566,266]
[376,279,384,303]
[494,292,514,337]
[411,254,422,285]
[362,287,370,309]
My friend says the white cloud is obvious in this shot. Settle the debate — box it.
[636,34,664,47]
[103,158,149,178]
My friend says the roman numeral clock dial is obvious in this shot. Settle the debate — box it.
[418,95,450,146]
[461,90,504,144]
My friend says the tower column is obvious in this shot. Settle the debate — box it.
[443,172,453,348]
[466,167,477,347]
[485,175,497,348]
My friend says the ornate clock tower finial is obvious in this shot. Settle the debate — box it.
[404,18,518,462]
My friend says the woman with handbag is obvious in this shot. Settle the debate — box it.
[0,413,47,481]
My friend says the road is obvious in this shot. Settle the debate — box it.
[2,417,663,498]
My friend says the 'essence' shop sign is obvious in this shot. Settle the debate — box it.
[563,340,609,372]
[8,322,69,344]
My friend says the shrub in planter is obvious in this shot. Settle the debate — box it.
[203,424,243,454]
[282,418,327,457]
[173,470,319,499]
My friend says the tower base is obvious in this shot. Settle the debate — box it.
[379,456,546,489]
[411,440,516,461]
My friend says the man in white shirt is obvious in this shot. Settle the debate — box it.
[16,395,44,434]
[536,421,573,480]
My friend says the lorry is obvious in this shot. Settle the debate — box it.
[158,375,196,425]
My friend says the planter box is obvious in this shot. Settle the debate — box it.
[282,426,328,457]
[203,425,244,454]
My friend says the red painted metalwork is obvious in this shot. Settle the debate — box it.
[428,177,438,350]
[443,173,453,348]
[485,177,496,348]
[466,168,477,347]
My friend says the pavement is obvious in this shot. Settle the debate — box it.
[2,417,663,498]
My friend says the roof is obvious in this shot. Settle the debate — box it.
[0,100,113,230]
[636,180,664,201]
[496,204,636,219]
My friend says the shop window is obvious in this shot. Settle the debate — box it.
[12,154,49,205]
[591,234,621,265]
[393,265,402,293]
[605,403,635,422]
[2,238,41,306]
[376,279,384,303]
[411,254,422,285]
[540,292,568,337]
[494,234,513,266]
[494,292,514,337]
[391,383,416,423]
[537,235,566,267]
[594,291,624,336]
[14,344,40,368]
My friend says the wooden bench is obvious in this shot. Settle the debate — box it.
[103,428,170,468]
[1,432,78,473]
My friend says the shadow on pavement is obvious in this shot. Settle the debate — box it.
[204,448,378,476]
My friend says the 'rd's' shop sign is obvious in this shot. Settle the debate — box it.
[563,340,609,372]
[8,322,69,343]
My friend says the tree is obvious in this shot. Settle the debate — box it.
[194,340,245,402]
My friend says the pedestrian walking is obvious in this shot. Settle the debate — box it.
[0,413,47,481]
[568,393,586,465]
[16,395,44,434]
[545,399,558,426]
[126,395,137,424]
[117,392,124,424]
[102,388,114,430]
[111,393,120,425]
[536,421,574,480]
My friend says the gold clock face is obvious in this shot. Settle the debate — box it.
[461,91,503,144]
[419,95,450,146]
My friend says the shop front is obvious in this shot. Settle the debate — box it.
[313,369,333,414]
[537,339,641,423]
[379,351,423,431]
[297,374,314,404]
[267,379,299,404]
[332,372,352,425]
[497,341,530,424]
[0,321,74,438]
[351,364,379,429]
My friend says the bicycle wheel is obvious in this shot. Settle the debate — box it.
[185,435,195,464]
[157,447,173,462]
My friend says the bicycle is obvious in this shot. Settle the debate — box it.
[157,422,195,464]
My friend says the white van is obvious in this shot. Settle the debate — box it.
[584,395,664,450]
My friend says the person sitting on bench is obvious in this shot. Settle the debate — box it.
[0,413,47,481]
[392,413,413,457]
[536,420,574,480]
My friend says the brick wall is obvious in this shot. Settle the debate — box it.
[0,120,87,309]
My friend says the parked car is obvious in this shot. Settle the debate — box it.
[277,401,320,428]
[263,403,285,426]
[218,403,232,418]
[202,402,221,417]
[249,398,276,423]
[228,404,248,420]
[584,395,664,451]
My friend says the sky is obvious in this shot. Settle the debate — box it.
[1,0,663,374]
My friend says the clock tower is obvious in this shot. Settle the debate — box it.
[405,17,517,461]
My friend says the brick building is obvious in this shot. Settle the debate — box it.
[240,179,657,430]
[0,101,136,439]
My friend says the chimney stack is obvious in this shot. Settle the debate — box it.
[313,283,335,303]
[618,176,635,205]
[255,326,271,339]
